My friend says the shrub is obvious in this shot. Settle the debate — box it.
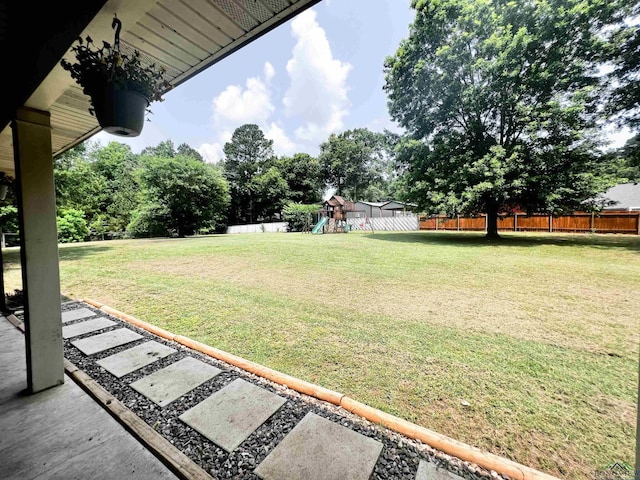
[134,155,230,237]
[0,205,18,233]
[282,203,319,232]
[126,203,172,238]
[57,208,89,243]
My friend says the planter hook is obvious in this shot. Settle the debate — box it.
[112,15,122,51]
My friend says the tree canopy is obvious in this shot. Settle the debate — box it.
[319,128,391,201]
[384,0,625,237]
[9,124,404,242]
[222,124,328,223]
[607,3,640,130]
[275,153,323,204]
[222,124,276,224]
[129,154,229,237]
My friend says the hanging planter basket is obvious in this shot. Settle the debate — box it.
[90,84,148,137]
[61,15,170,138]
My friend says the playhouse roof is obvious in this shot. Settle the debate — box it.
[326,195,346,207]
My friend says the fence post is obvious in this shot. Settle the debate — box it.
[637,213,640,235]
[484,214,488,232]
[514,213,517,232]
[590,212,595,233]
[435,215,438,231]
[549,215,553,233]
[457,215,460,231]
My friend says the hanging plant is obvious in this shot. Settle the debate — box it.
[61,16,170,137]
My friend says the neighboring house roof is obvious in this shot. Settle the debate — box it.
[355,200,417,209]
[382,201,417,210]
[355,201,387,207]
[599,183,640,211]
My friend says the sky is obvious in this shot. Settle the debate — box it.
[94,0,415,161]
[94,0,632,159]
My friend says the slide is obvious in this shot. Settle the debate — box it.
[312,217,329,234]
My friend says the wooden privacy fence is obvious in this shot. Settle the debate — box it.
[419,212,640,235]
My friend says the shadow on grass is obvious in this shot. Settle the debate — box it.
[363,231,640,252]
[58,244,114,261]
[2,244,114,265]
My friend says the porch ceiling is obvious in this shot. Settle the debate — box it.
[0,0,320,176]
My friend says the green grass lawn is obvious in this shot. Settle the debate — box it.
[4,231,638,478]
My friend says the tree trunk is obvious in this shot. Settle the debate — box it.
[249,194,254,224]
[486,203,500,239]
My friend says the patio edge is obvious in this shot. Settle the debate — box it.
[64,358,213,480]
[81,298,560,480]
[4,312,212,480]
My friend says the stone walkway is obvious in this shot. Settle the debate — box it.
[58,302,475,480]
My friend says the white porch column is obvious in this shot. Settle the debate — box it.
[636,351,639,480]
[12,107,63,393]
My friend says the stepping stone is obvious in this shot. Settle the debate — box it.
[96,341,177,378]
[255,412,382,480]
[179,378,286,452]
[71,328,143,355]
[62,317,115,339]
[416,460,464,480]
[130,357,221,407]
[62,308,97,323]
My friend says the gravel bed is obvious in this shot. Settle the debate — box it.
[22,303,505,480]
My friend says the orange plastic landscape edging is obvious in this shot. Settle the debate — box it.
[81,298,560,480]
[339,397,558,480]
[83,298,176,342]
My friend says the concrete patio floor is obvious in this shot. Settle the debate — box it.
[0,316,177,480]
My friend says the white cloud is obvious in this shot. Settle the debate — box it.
[212,72,274,126]
[202,8,353,160]
[203,61,302,158]
[198,143,223,163]
[263,61,275,82]
[265,122,296,155]
[198,131,232,163]
[283,10,351,143]
[200,62,278,160]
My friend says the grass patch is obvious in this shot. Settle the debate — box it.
[3,231,638,478]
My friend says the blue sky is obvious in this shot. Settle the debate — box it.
[95,0,415,160]
[95,0,632,158]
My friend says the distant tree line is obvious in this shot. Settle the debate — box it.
[0,125,404,242]
[1,0,637,242]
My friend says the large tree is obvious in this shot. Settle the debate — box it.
[222,124,277,224]
[276,153,323,204]
[605,134,640,182]
[318,128,388,201]
[177,143,204,162]
[607,3,640,130]
[130,155,229,237]
[384,0,622,238]
[90,142,140,232]
[54,142,105,220]
[141,139,177,158]
[248,166,290,221]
